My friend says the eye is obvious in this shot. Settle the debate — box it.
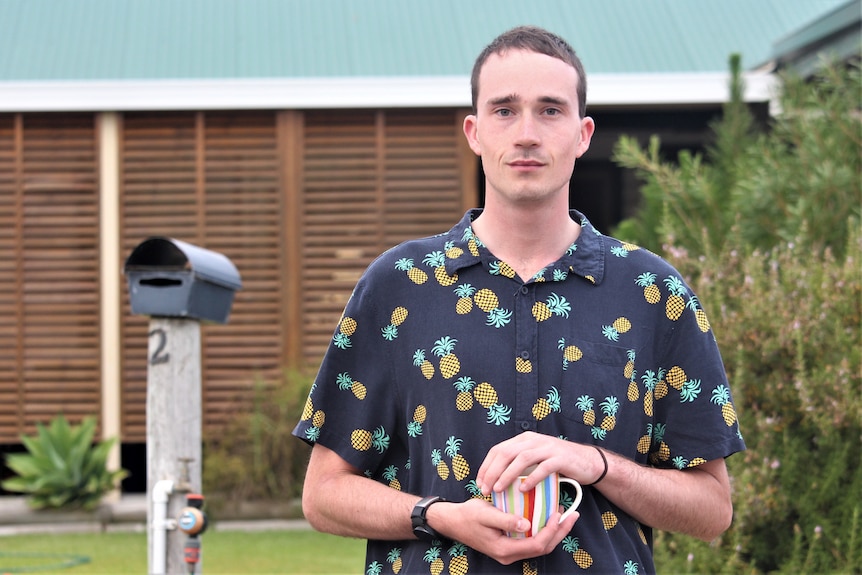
[544,108,561,116]
[495,108,513,117]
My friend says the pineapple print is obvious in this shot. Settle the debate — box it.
[490,260,516,278]
[641,370,657,416]
[383,306,408,340]
[312,410,325,428]
[635,272,661,304]
[637,423,653,454]
[559,338,583,369]
[447,543,468,575]
[687,295,711,332]
[395,257,428,285]
[424,251,458,287]
[599,396,620,431]
[625,349,639,401]
[562,536,593,569]
[473,288,499,313]
[486,403,512,426]
[654,367,669,400]
[649,423,670,463]
[453,377,475,411]
[413,349,435,380]
[601,510,619,530]
[383,465,401,490]
[351,428,372,451]
[432,336,461,379]
[444,241,464,260]
[666,365,687,390]
[624,348,636,380]
[301,393,314,421]
[711,385,737,426]
[453,284,476,314]
[532,386,561,420]
[463,227,481,257]
[473,381,498,409]
[601,317,631,341]
[688,457,707,467]
[386,548,403,574]
[515,355,533,373]
[522,560,538,575]
[367,561,383,575]
[336,371,367,400]
[408,404,427,437]
[445,436,470,481]
[424,543,445,575]
[339,316,357,337]
[432,449,450,480]
[663,275,688,321]
[532,293,572,322]
[576,395,596,426]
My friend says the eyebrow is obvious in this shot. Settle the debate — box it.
[486,94,570,108]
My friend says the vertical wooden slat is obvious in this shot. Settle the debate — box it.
[0,114,24,439]
[17,113,100,433]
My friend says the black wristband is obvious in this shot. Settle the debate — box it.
[585,445,608,486]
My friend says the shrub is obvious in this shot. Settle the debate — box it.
[202,369,312,505]
[611,57,862,573]
[1,415,127,511]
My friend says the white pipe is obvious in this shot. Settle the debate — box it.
[152,479,174,575]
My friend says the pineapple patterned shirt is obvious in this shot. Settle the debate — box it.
[294,209,745,575]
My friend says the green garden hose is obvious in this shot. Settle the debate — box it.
[0,551,90,572]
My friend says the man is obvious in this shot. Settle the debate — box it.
[293,25,744,574]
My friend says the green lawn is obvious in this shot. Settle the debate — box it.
[0,529,366,574]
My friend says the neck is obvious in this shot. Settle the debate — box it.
[472,198,581,281]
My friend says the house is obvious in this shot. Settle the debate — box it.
[0,0,854,490]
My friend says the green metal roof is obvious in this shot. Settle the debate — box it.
[0,0,850,81]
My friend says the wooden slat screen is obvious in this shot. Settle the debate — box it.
[2,108,473,445]
[0,113,100,441]
[299,109,467,362]
[120,111,284,441]
[0,114,22,441]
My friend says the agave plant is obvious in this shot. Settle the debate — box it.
[2,414,128,510]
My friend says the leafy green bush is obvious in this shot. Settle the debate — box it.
[202,369,312,505]
[611,58,862,574]
[2,415,127,511]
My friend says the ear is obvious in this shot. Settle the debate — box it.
[575,116,596,159]
[462,114,482,156]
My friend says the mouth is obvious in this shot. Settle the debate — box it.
[508,159,545,172]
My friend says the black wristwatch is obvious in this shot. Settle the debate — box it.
[411,496,447,541]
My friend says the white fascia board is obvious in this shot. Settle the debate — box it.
[0,72,778,112]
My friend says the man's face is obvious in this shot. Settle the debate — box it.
[464,49,594,206]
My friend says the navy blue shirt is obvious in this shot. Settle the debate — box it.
[294,209,745,574]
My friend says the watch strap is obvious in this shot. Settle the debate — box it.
[411,495,447,541]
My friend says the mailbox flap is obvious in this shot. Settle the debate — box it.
[125,237,242,291]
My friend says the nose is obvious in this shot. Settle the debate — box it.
[514,114,540,147]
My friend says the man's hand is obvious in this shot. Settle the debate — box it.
[476,431,603,495]
[428,498,579,565]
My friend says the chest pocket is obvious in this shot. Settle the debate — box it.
[556,339,636,432]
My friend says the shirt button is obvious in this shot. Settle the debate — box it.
[520,351,530,360]
[520,286,529,294]
[520,421,531,430]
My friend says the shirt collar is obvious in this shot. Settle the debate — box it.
[444,209,606,285]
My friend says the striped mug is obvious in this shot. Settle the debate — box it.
[491,471,583,538]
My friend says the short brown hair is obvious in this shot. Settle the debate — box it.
[470,25,587,117]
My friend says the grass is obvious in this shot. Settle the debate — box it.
[0,529,366,574]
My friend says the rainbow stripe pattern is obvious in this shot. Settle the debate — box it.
[492,475,560,538]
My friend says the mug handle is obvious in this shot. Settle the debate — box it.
[558,477,583,521]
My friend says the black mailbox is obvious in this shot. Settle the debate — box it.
[124,237,242,324]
